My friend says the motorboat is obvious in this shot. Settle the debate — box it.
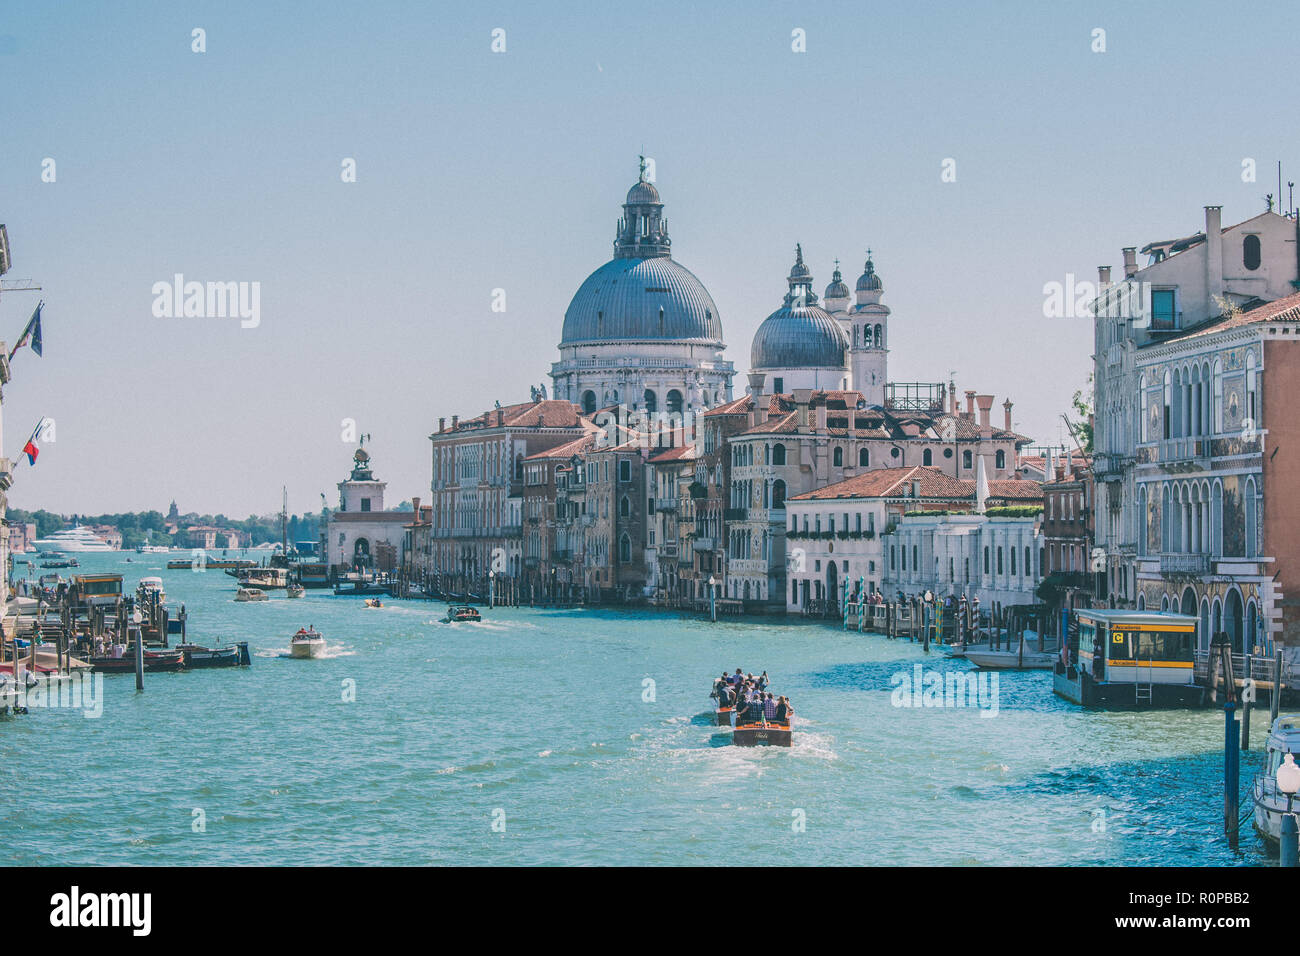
[178,642,251,668]
[363,598,383,608]
[1252,715,1300,845]
[964,647,1056,670]
[286,585,306,599]
[31,526,115,553]
[733,720,792,747]
[289,627,325,659]
[441,605,481,623]
[234,588,269,603]
[136,576,166,604]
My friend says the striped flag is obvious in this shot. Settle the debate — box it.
[21,419,44,465]
[10,301,42,359]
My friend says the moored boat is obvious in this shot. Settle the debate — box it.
[289,627,326,659]
[179,642,251,668]
[964,647,1055,670]
[1252,715,1300,845]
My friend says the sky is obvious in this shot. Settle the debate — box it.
[0,0,1297,518]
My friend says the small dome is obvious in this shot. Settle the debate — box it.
[751,304,849,370]
[626,181,661,205]
[856,257,883,292]
[825,264,850,300]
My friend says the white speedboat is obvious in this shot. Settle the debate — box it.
[31,526,115,553]
[136,576,166,603]
[289,627,325,659]
[1252,715,1300,844]
[963,647,1056,670]
[286,584,306,599]
[234,587,269,602]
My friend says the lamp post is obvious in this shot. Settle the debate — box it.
[131,606,144,693]
[488,570,495,608]
[1277,752,1300,867]
[708,576,716,623]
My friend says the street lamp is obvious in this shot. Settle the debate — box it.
[1277,752,1300,867]
[708,575,717,623]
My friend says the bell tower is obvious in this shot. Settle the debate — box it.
[850,252,889,406]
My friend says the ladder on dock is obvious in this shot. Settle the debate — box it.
[1135,657,1154,705]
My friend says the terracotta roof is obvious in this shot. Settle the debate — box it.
[524,430,599,461]
[647,443,698,463]
[702,394,794,418]
[1158,289,1300,344]
[790,466,1044,504]
[442,399,589,434]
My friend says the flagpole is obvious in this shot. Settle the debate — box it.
[13,419,44,469]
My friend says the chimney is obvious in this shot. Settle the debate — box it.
[496,409,504,427]
[439,417,446,433]
[794,388,813,429]
[412,496,421,514]
[976,395,994,437]
[1003,399,1013,432]
[948,378,957,415]
[747,372,768,428]
[965,390,976,420]
[1205,205,1224,308]
[1098,265,1112,289]
[1122,247,1138,279]
[451,415,459,429]
[815,401,827,432]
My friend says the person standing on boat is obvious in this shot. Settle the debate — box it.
[757,671,769,691]
[774,696,790,724]
[763,692,777,722]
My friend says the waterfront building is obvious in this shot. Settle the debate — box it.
[1040,457,1097,625]
[646,440,696,605]
[549,160,735,416]
[425,398,590,592]
[789,465,1043,611]
[521,430,599,601]
[576,437,652,603]
[325,445,410,572]
[7,521,34,555]
[1129,288,1300,662]
[725,378,1029,611]
[1090,204,1299,611]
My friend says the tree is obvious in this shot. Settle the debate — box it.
[1067,374,1094,455]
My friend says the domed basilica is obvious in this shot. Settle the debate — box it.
[550,160,735,416]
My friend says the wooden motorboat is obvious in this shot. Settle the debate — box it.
[733,721,792,747]
[286,585,306,599]
[289,627,325,659]
[179,642,251,669]
[234,588,269,603]
[441,605,481,623]
[715,706,733,727]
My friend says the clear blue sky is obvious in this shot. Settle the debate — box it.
[1,0,1296,517]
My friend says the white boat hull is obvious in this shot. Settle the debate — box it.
[963,649,1055,670]
[290,639,325,659]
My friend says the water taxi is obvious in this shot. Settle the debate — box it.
[733,720,792,747]
[1054,609,1202,708]
[286,584,306,599]
[234,587,269,602]
[289,627,325,659]
[1252,715,1300,845]
[441,605,481,623]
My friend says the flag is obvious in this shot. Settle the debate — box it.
[11,302,42,359]
[21,419,43,465]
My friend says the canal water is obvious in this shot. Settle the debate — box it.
[0,553,1267,865]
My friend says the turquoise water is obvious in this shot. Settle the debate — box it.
[0,553,1267,865]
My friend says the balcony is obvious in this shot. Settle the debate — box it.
[692,537,715,552]
[654,497,678,512]
[551,549,573,562]
[660,543,679,558]
[1160,553,1210,575]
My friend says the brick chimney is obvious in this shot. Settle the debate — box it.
[439,417,446,433]
[1003,399,1013,432]
[748,372,767,428]
[1098,265,1112,289]
[976,395,994,437]
[451,415,459,429]
[794,389,813,429]
[412,496,421,514]
[496,409,504,427]
[965,390,976,420]
[1205,205,1224,308]
[1122,247,1138,279]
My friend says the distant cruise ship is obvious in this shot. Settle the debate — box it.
[31,526,116,552]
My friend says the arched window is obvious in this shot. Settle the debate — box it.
[1243,234,1262,271]
[963,450,972,470]
[1162,371,1172,440]
[1246,352,1258,425]
[1213,359,1223,433]
[995,449,1006,470]
[772,479,786,510]
[1245,477,1258,559]
[833,447,843,467]
[874,324,882,347]
[643,389,657,413]
[619,495,630,517]
[996,547,1004,575]
[1137,485,1148,556]
[618,534,631,563]
[582,390,597,415]
[922,448,932,466]
[666,389,684,414]
[859,448,869,467]
[983,546,990,574]
[772,443,786,466]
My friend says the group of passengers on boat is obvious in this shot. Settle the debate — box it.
[711,669,794,726]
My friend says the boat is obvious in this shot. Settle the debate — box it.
[441,605,481,623]
[733,720,792,747]
[964,647,1056,670]
[31,526,115,553]
[286,584,306,599]
[88,648,185,673]
[714,705,733,727]
[234,588,269,602]
[70,573,124,609]
[40,558,79,569]
[168,557,257,570]
[289,627,325,659]
[178,642,251,669]
[294,562,331,589]
[1252,715,1300,845]
[236,567,290,590]
[363,597,384,608]
[1053,609,1203,708]
[136,576,166,604]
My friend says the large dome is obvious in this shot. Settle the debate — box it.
[751,304,848,370]
[560,256,724,345]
